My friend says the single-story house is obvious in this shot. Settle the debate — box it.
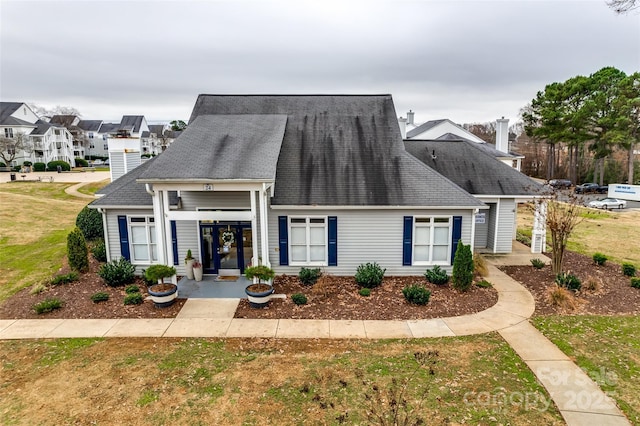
[403,137,542,253]
[91,94,494,278]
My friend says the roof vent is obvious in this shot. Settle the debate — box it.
[431,149,437,160]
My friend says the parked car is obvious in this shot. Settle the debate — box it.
[588,198,627,209]
[575,183,607,194]
[548,179,572,188]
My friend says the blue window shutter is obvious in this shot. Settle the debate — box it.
[328,216,337,266]
[402,216,413,266]
[278,216,288,266]
[117,215,130,261]
[171,220,178,265]
[451,216,463,264]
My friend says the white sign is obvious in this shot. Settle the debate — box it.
[475,213,486,224]
[609,184,640,202]
[203,184,213,191]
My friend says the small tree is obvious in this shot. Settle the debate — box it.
[452,240,474,291]
[76,206,104,241]
[67,227,89,272]
[545,192,584,274]
[0,132,33,166]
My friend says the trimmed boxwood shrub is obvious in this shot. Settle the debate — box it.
[358,288,371,297]
[631,277,640,289]
[91,292,110,303]
[125,284,140,294]
[291,293,308,305]
[622,263,636,277]
[23,161,32,167]
[424,265,449,285]
[76,206,104,241]
[47,160,71,171]
[67,227,89,272]
[355,262,386,289]
[75,157,88,167]
[402,284,431,305]
[299,267,322,286]
[592,253,607,266]
[452,241,474,292]
[124,293,143,305]
[33,162,46,171]
[98,257,136,287]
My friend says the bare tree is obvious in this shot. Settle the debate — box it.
[545,191,585,274]
[607,0,639,13]
[27,103,81,121]
[0,133,33,166]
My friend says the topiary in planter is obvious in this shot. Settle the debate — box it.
[244,265,275,283]
[145,265,177,284]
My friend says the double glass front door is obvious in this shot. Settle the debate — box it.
[200,223,252,274]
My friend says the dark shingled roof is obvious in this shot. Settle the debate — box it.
[404,138,542,196]
[30,120,65,135]
[146,94,480,207]
[435,133,521,158]
[119,115,145,133]
[0,102,33,126]
[99,123,120,134]
[92,156,178,207]
[406,119,446,139]
[140,114,287,181]
[49,115,78,127]
[77,120,103,131]
[148,124,165,136]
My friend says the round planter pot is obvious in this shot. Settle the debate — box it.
[148,283,178,308]
[245,283,274,308]
[185,259,195,280]
[193,267,203,282]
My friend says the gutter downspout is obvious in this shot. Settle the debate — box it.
[97,208,111,262]
[470,208,478,252]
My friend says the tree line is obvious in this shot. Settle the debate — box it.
[520,67,639,185]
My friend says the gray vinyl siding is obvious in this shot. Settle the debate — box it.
[474,213,488,249]
[175,220,199,276]
[268,209,473,276]
[110,153,125,181]
[104,208,154,275]
[486,203,497,252]
[180,191,251,210]
[495,198,516,253]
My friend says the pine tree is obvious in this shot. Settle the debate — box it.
[452,240,474,292]
[67,227,89,272]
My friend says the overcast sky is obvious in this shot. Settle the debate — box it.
[1,0,638,126]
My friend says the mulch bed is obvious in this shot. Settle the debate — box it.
[500,250,640,316]
[234,275,498,320]
[0,257,185,320]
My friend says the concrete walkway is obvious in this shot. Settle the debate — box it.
[0,243,631,425]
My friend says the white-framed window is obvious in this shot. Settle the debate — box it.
[289,216,327,265]
[4,128,13,138]
[129,216,157,263]
[413,217,451,265]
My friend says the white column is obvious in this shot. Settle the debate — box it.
[250,190,259,266]
[151,187,166,265]
[531,200,547,254]
[260,185,270,268]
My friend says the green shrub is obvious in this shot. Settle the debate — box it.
[125,284,140,294]
[402,284,431,305]
[291,293,308,305]
[33,162,46,171]
[76,206,104,241]
[23,161,32,167]
[592,253,607,266]
[74,157,89,167]
[622,262,636,277]
[98,257,136,287]
[140,269,156,286]
[67,227,89,272]
[476,280,492,288]
[359,288,371,297]
[30,283,46,295]
[91,239,107,262]
[556,272,582,292]
[298,267,322,286]
[530,258,546,269]
[51,272,79,286]
[91,292,110,303]
[145,265,177,283]
[452,241,474,292]
[631,277,640,289]
[46,160,70,171]
[424,265,449,285]
[355,262,386,289]
[34,298,62,314]
[124,293,144,305]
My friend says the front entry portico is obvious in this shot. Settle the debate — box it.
[200,222,252,275]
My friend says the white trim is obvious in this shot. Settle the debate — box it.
[166,210,253,221]
[288,216,328,266]
[271,205,485,210]
[250,190,259,265]
[493,199,501,253]
[412,216,452,266]
[128,215,158,265]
